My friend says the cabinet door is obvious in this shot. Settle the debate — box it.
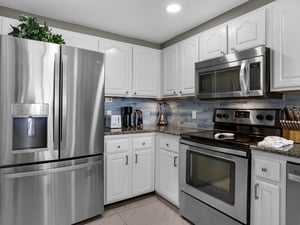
[253,180,280,225]
[228,9,265,53]
[132,149,154,196]
[132,46,160,97]
[178,36,198,96]
[99,39,132,96]
[51,28,100,52]
[271,0,300,91]
[106,153,131,203]
[157,149,179,205]
[1,16,19,35]
[199,25,227,61]
[161,45,178,97]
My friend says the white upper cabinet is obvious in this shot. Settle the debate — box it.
[0,16,19,35]
[271,0,300,91]
[51,28,100,52]
[161,44,178,97]
[178,36,198,95]
[132,45,160,98]
[228,8,266,53]
[99,38,132,97]
[199,25,227,61]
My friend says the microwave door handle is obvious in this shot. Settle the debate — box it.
[239,62,248,95]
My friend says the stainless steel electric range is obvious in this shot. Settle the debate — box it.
[179,108,282,225]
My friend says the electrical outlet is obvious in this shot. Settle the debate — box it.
[105,97,112,103]
[192,111,197,119]
[106,110,112,115]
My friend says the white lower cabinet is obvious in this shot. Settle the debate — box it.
[106,152,131,203]
[251,151,286,225]
[105,134,154,204]
[253,180,280,225]
[155,134,180,206]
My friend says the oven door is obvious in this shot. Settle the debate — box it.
[179,141,249,224]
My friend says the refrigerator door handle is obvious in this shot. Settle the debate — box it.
[61,54,68,144]
[4,161,101,179]
[53,53,60,151]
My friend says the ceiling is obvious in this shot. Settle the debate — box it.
[0,0,249,44]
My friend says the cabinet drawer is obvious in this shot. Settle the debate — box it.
[106,139,129,153]
[255,158,281,183]
[133,137,152,150]
[159,137,179,153]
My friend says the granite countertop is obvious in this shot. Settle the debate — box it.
[251,143,300,158]
[104,125,207,136]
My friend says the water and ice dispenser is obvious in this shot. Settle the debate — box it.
[11,104,48,150]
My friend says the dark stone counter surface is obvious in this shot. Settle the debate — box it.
[105,125,300,159]
[104,125,206,136]
[251,143,300,158]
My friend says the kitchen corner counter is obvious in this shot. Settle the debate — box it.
[104,125,206,136]
[251,143,300,158]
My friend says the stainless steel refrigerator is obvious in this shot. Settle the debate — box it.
[0,35,105,225]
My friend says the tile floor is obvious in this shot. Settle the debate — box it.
[81,194,192,225]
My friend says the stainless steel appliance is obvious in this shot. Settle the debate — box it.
[133,109,143,128]
[195,46,282,99]
[0,35,105,225]
[121,106,133,128]
[157,102,168,125]
[286,162,300,225]
[179,108,282,225]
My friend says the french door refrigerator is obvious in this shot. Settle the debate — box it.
[0,35,105,225]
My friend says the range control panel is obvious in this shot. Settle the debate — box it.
[214,109,281,126]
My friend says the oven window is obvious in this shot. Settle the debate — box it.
[186,150,235,205]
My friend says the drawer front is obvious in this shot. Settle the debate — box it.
[133,137,152,150]
[159,137,179,153]
[255,158,281,183]
[106,139,129,153]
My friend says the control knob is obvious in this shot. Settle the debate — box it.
[266,115,274,121]
[256,114,264,120]
[216,113,222,118]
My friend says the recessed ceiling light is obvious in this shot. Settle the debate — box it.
[166,4,181,13]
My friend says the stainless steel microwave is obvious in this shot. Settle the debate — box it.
[195,46,281,99]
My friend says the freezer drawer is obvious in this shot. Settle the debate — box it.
[0,156,103,225]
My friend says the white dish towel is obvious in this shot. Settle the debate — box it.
[257,136,294,151]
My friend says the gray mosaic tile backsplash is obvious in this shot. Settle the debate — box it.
[105,93,300,129]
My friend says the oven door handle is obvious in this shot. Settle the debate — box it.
[180,139,248,158]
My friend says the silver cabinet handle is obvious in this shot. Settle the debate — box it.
[261,167,267,172]
[135,153,138,164]
[166,143,169,147]
[125,91,129,94]
[254,183,259,200]
[173,91,176,95]
[125,155,128,165]
[117,145,121,149]
[174,156,178,167]
[134,92,137,95]
[142,142,146,146]
[179,91,182,94]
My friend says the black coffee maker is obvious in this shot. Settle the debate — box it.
[121,106,133,128]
